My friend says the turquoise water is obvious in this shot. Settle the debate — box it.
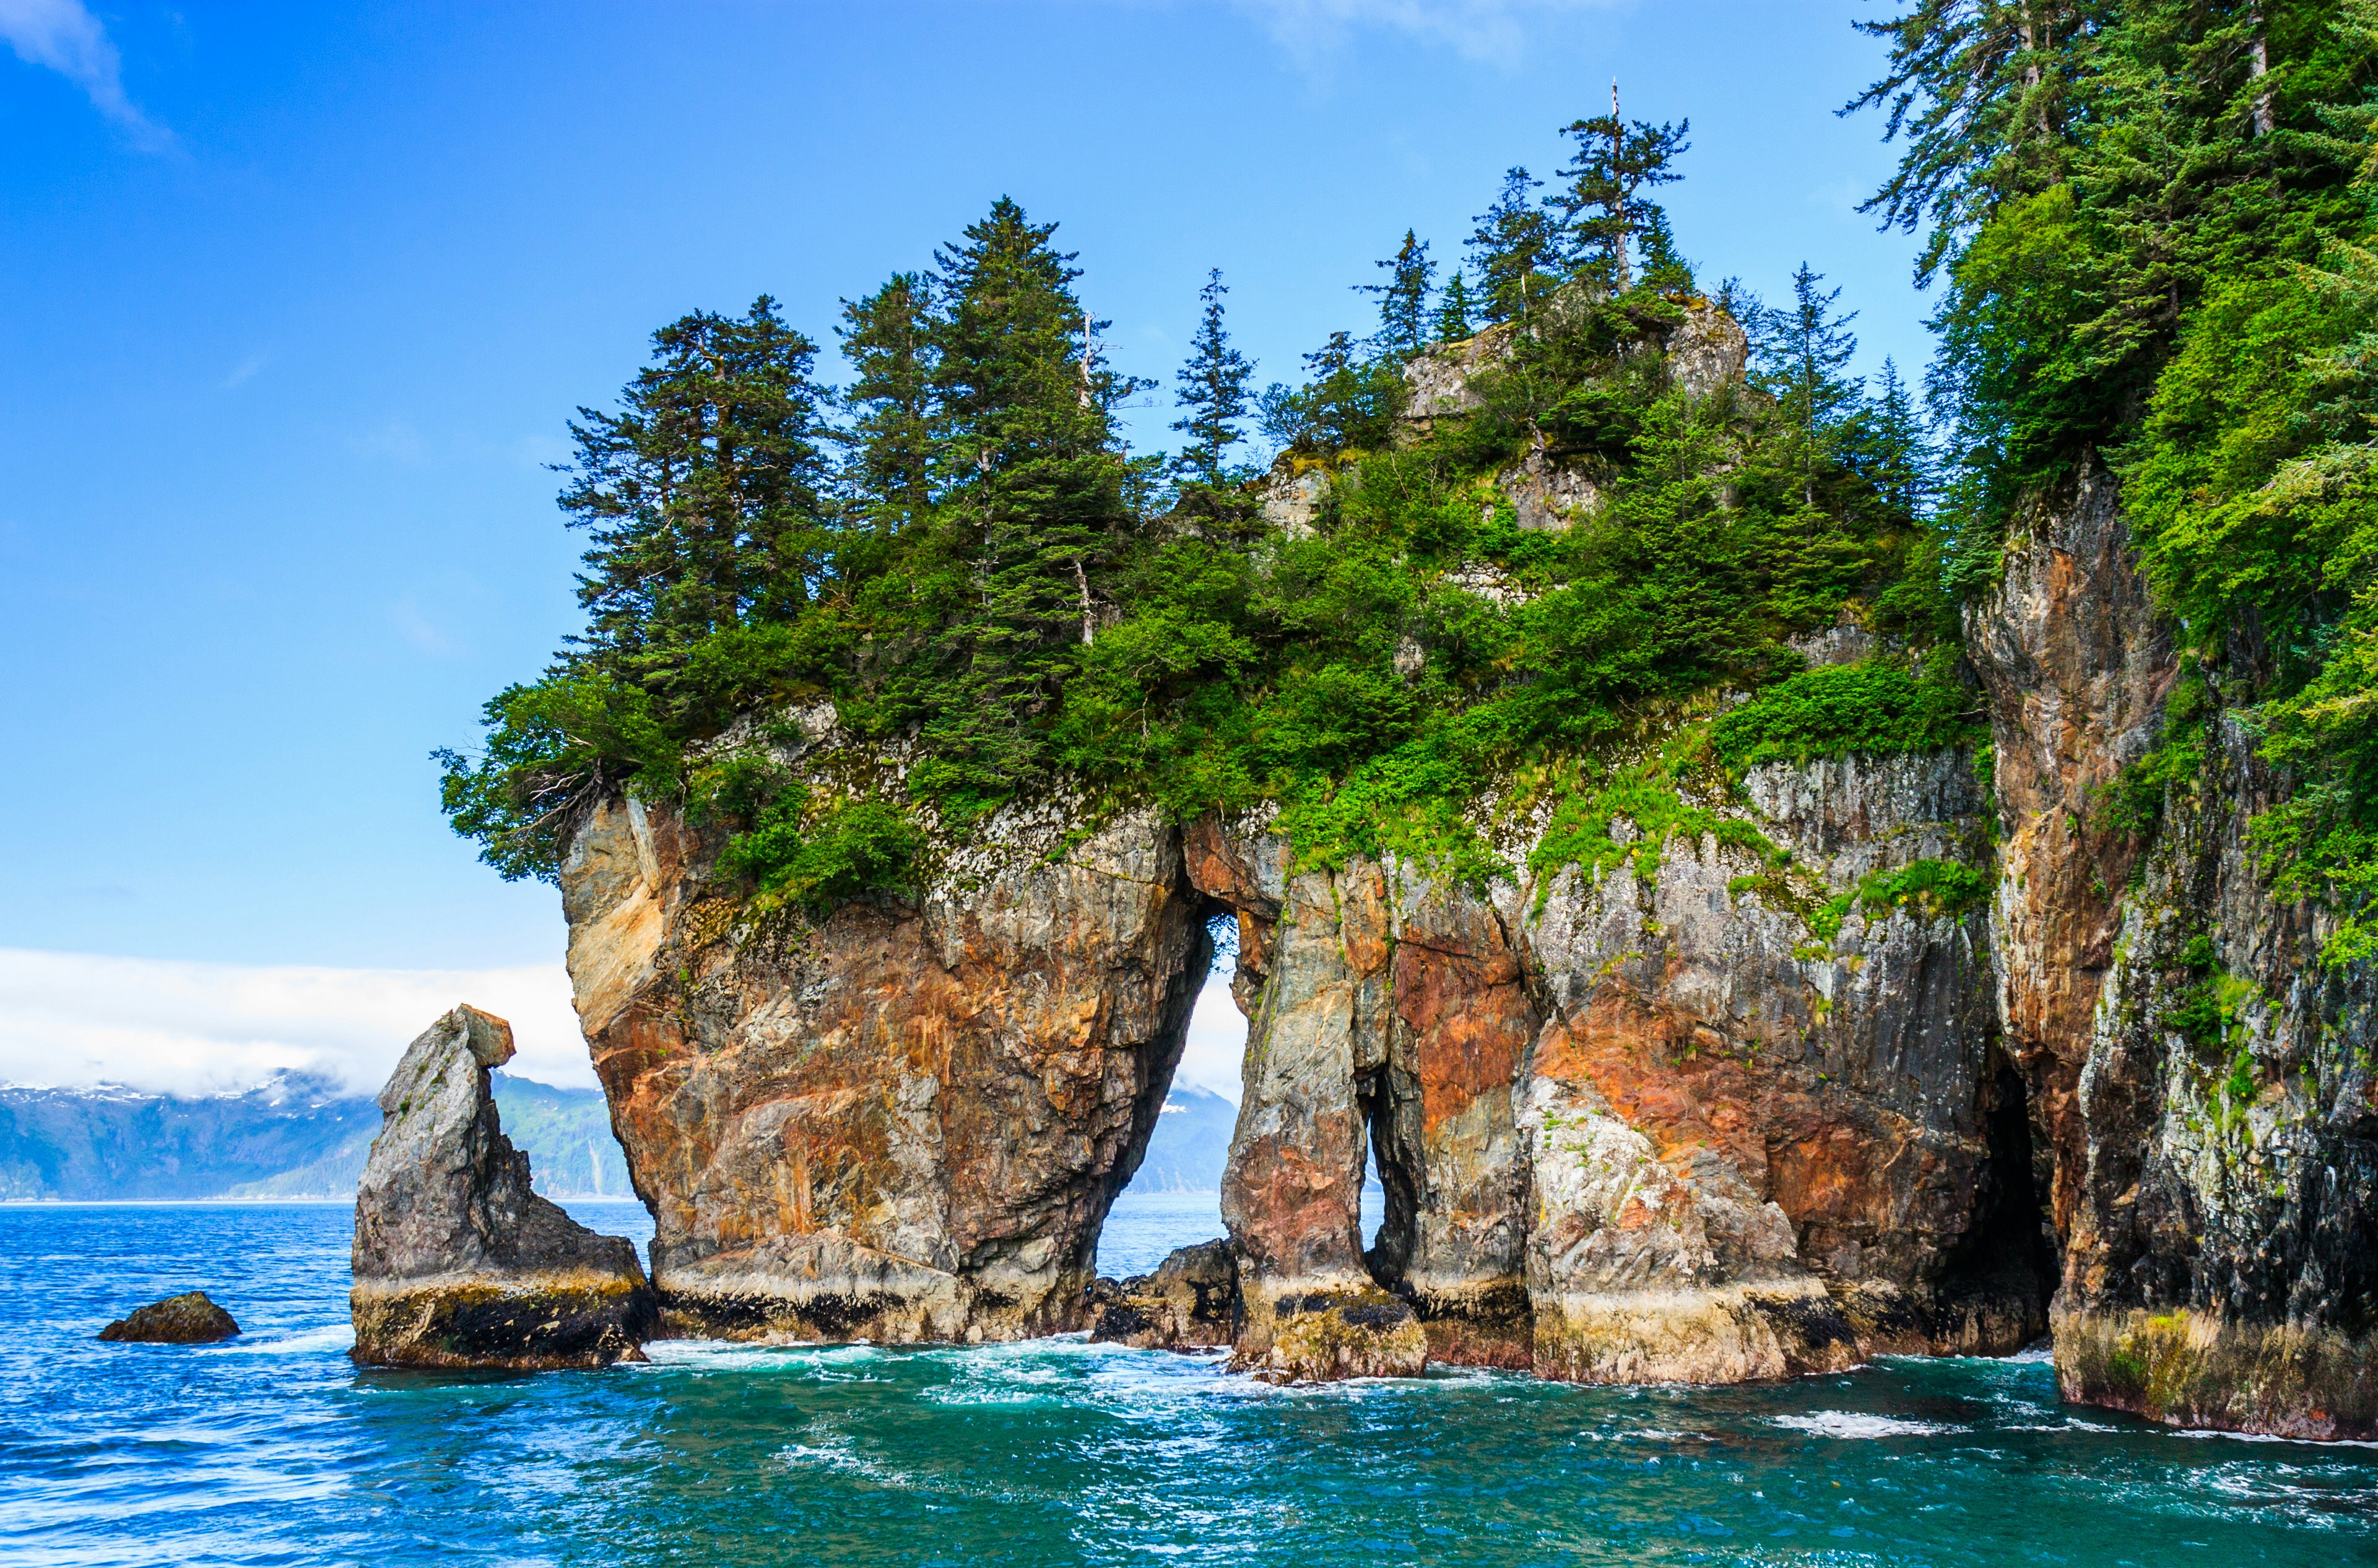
[5,1197,2376,1566]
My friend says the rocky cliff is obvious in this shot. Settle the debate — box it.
[562,786,1207,1344]
[557,691,2026,1384]
[1970,460,2378,1440]
[539,360,2371,1439]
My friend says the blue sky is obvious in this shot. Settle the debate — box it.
[0,0,1930,1091]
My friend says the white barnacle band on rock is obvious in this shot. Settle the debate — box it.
[349,1003,656,1369]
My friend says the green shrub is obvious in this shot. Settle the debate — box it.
[1711,655,1979,773]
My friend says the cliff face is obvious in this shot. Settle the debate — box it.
[1971,462,2378,1440]
[560,715,2021,1384]
[561,788,1207,1344]
[1517,746,2022,1383]
[545,409,2371,1437]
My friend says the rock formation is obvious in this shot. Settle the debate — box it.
[540,371,2374,1433]
[1088,1240,1238,1350]
[1971,460,2378,1441]
[350,1004,655,1369]
[98,1291,240,1343]
[562,789,1205,1345]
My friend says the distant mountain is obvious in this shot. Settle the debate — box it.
[0,1072,630,1201]
[1128,1086,1237,1193]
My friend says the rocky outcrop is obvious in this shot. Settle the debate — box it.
[555,706,2025,1385]
[1496,439,1603,532]
[536,442,2371,1426]
[561,789,1207,1345]
[98,1291,239,1343]
[1259,463,1332,537]
[350,1005,655,1369]
[1973,460,2378,1440]
[1518,750,2029,1382]
[1088,1239,1239,1349]
[1157,747,2021,1385]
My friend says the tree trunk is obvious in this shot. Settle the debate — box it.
[2249,12,2275,138]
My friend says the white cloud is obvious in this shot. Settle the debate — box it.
[0,948,592,1097]
[0,0,167,147]
[1229,0,1616,64]
[0,945,1254,1106]
[1174,968,1247,1102]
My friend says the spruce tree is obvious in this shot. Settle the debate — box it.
[1757,262,1862,506]
[1361,230,1436,357]
[1635,207,1692,291]
[925,197,1137,796]
[561,297,832,670]
[1846,0,2088,283]
[1863,357,1930,522]
[838,272,937,534]
[1467,168,1560,326]
[1172,267,1256,486]
[1435,269,1474,340]
[1551,97,1690,291]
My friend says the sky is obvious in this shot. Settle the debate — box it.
[0,0,1932,1098]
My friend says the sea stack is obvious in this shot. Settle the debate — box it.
[350,1003,656,1369]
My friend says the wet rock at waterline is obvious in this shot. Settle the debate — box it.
[98,1291,240,1343]
[350,1004,656,1369]
[1236,1283,1429,1383]
[1088,1241,1240,1351]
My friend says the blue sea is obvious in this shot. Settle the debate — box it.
[5,1194,2376,1566]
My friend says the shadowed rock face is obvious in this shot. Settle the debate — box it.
[1972,461,2378,1441]
[560,796,1208,1345]
[350,1005,654,1370]
[98,1291,239,1343]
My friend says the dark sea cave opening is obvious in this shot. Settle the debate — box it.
[1941,1061,2061,1350]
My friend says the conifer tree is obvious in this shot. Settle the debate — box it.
[1862,357,1930,522]
[838,272,937,533]
[1635,207,1693,291]
[1756,262,1862,506]
[1846,0,2088,282]
[1361,230,1436,357]
[1467,168,1560,326]
[926,197,1137,792]
[1173,268,1256,486]
[1551,95,1690,290]
[1435,269,1474,340]
[562,297,832,669]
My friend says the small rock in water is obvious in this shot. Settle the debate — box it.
[98,1291,240,1344]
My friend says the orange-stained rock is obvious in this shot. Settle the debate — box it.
[1515,740,2027,1382]
[561,792,1209,1344]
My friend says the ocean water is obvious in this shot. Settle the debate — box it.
[6,1197,2376,1567]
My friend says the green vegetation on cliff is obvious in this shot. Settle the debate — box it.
[1852,0,2378,958]
[441,109,1965,903]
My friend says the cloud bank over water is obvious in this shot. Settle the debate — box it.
[0,948,1251,1102]
[0,949,586,1095]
